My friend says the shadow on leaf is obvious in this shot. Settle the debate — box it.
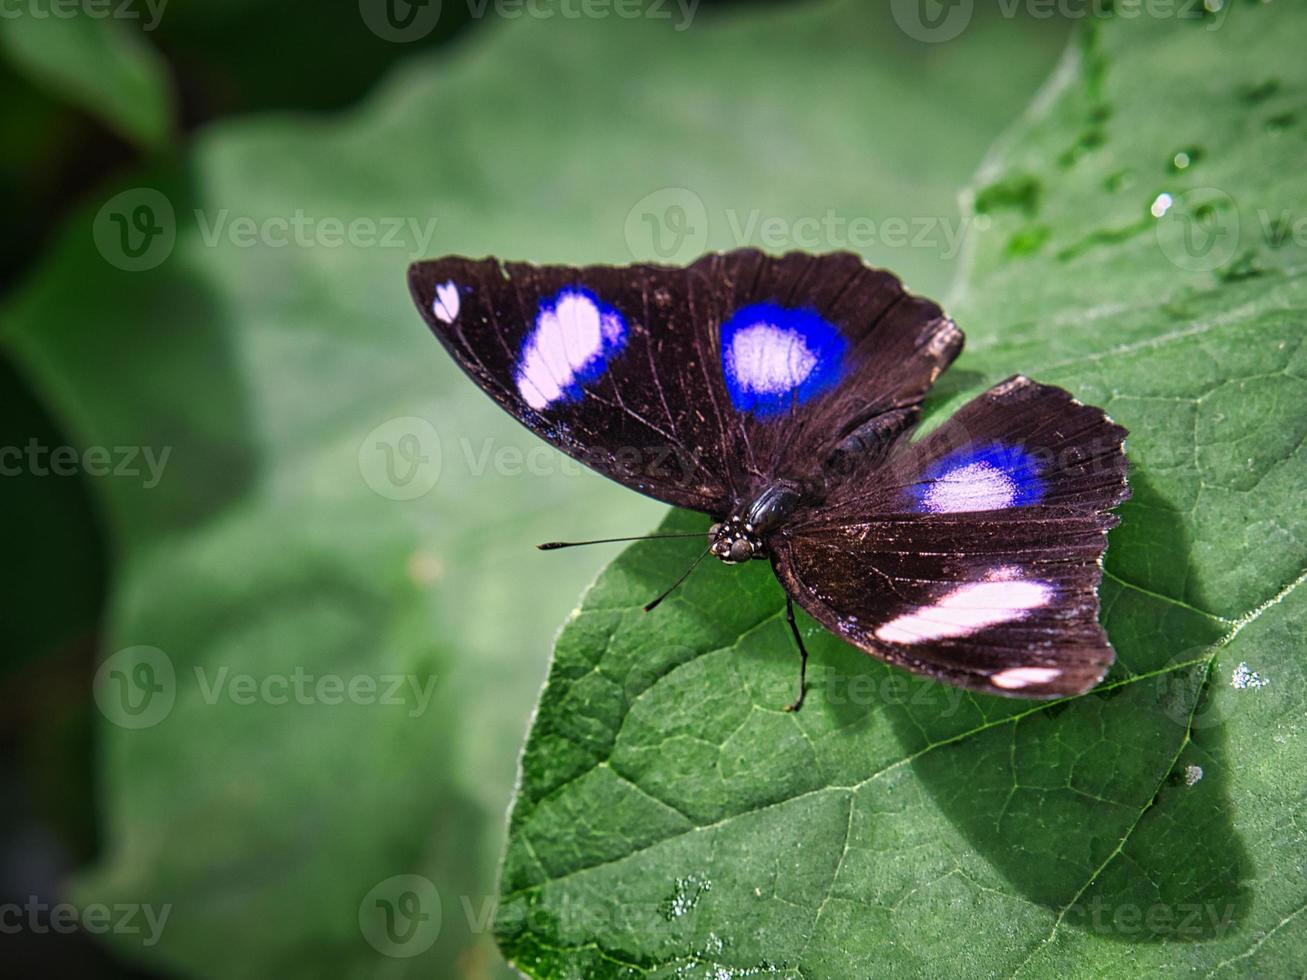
[866,467,1253,942]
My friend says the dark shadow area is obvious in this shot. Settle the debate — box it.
[0,661,172,979]
[0,356,107,672]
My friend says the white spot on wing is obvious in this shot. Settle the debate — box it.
[922,460,1016,513]
[990,666,1062,690]
[874,567,1053,645]
[726,322,817,395]
[515,290,624,410]
[433,280,459,323]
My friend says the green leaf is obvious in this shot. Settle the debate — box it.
[0,4,1065,978]
[0,3,172,149]
[498,8,1307,978]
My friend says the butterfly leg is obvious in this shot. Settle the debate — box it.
[783,593,809,713]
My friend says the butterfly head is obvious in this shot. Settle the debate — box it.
[708,517,764,564]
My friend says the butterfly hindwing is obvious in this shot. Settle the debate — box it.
[409,249,961,510]
[771,376,1129,698]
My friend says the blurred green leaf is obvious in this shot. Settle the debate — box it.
[0,3,1066,978]
[0,3,171,149]
[497,7,1307,978]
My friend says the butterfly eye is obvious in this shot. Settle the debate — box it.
[729,539,754,563]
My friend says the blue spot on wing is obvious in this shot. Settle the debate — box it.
[720,302,846,417]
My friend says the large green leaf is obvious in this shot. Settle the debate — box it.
[0,3,1066,977]
[497,7,1307,977]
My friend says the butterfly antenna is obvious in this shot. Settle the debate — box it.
[537,533,704,550]
[643,546,712,613]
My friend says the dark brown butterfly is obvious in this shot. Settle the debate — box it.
[408,249,1128,710]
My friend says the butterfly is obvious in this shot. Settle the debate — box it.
[408,249,1129,710]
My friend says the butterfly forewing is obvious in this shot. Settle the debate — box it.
[699,250,962,489]
[410,256,732,511]
[409,249,961,510]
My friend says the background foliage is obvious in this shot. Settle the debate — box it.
[1,1,1301,978]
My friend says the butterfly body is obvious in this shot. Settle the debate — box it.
[708,480,803,563]
[410,249,1129,703]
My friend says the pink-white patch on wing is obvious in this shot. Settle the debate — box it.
[990,666,1063,690]
[516,290,625,410]
[874,566,1054,645]
[921,460,1016,513]
[432,281,460,324]
[725,322,819,396]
